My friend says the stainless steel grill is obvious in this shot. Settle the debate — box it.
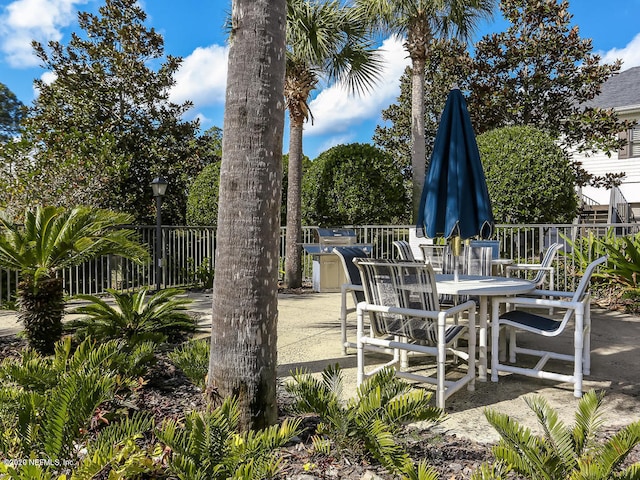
[303,228,372,292]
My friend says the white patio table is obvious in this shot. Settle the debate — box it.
[434,274,536,381]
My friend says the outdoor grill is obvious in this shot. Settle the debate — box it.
[303,228,372,292]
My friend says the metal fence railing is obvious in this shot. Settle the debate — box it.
[1,222,638,305]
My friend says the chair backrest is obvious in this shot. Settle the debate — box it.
[393,240,416,261]
[532,243,563,286]
[469,240,500,259]
[465,245,494,276]
[421,244,445,271]
[354,259,441,342]
[333,246,369,302]
[551,255,608,333]
[442,244,492,276]
[571,255,608,303]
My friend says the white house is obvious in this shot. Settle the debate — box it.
[574,66,640,218]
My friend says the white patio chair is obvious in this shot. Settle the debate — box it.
[354,259,476,408]
[393,240,416,261]
[490,255,608,398]
[333,246,369,354]
[505,242,563,289]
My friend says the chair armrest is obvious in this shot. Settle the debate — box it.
[506,264,552,272]
[491,295,581,310]
[357,299,475,321]
[341,283,363,293]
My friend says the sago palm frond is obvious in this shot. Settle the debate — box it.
[159,396,293,480]
[0,348,57,393]
[402,458,441,480]
[572,389,606,456]
[42,370,117,459]
[69,287,195,344]
[285,366,342,417]
[484,408,554,479]
[363,417,414,476]
[168,338,210,388]
[481,390,640,480]
[525,395,577,473]
[382,389,443,428]
[590,420,640,476]
[72,411,155,479]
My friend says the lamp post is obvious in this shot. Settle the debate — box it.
[150,176,168,291]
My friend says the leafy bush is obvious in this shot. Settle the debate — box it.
[186,161,221,226]
[168,337,210,388]
[477,126,578,224]
[0,338,145,462]
[157,396,301,479]
[68,287,196,345]
[301,143,409,226]
[286,364,442,478]
[472,390,640,479]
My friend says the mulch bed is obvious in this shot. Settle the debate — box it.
[1,334,638,479]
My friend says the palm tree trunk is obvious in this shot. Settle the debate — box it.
[284,118,304,288]
[411,57,427,222]
[207,0,286,430]
[17,277,64,355]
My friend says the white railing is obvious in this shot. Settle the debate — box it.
[1,222,638,305]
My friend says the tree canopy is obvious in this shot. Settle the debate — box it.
[0,83,24,143]
[3,0,199,224]
[468,0,633,158]
[477,126,578,224]
[302,143,409,226]
[373,38,473,183]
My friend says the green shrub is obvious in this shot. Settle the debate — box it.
[157,396,301,479]
[168,337,210,388]
[0,338,143,462]
[286,364,442,478]
[477,126,578,224]
[301,143,409,226]
[68,287,196,345]
[471,390,640,479]
[186,162,221,226]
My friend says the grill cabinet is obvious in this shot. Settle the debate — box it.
[303,228,371,292]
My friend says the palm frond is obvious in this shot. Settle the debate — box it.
[525,394,577,472]
[594,420,640,475]
[572,389,606,456]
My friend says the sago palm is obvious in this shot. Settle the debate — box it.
[283,0,382,288]
[69,287,195,345]
[0,205,149,354]
[354,0,495,219]
[286,364,443,478]
[472,390,640,480]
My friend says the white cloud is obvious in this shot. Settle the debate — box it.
[0,0,90,67]
[305,36,410,137]
[600,32,640,70]
[170,44,228,108]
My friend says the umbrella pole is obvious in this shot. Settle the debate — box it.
[452,236,462,282]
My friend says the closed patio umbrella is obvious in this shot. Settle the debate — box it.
[417,88,494,278]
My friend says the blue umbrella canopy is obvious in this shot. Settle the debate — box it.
[417,89,494,240]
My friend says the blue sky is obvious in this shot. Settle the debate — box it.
[1,0,640,159]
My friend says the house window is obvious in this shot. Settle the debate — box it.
[619,126,640,159]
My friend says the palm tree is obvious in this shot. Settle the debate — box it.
[355,0,495,220]
[0,206,148,354]
[208,0,287,430]
[284,0,382,288]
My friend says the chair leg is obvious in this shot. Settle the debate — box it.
[573,305,585,398]
[509,328,517,363]
[340,287,348,355]
[356,307,365,385]
[583,301,591,376]
[491,301,500,383]
[436,315,446,409]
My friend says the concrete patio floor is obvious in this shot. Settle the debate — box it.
[1,289,638,443]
